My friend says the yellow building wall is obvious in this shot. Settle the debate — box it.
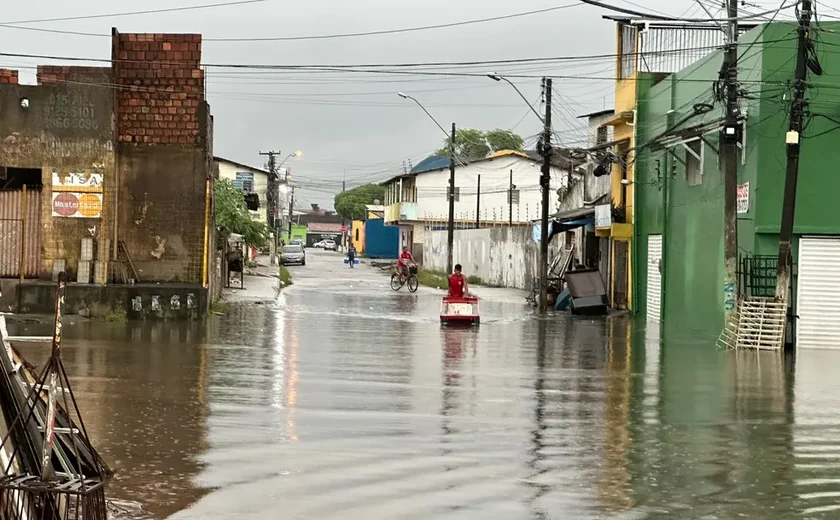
[352,220,365,253]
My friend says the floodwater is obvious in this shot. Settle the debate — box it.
[7,249,840,519]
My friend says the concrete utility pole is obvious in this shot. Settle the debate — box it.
[722,0,739,319]
[342,173,347,252]
[775,0,814,299]
[509,168,514,228]
[287,186,295,241]
[260,150,280,265]
[538,78,553,314]
[447,122,456,274]
[475,174,481,229]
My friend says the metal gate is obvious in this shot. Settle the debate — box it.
[613,240,629,310]
[0,190,41,277]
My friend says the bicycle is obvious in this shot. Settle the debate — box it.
[391,263,419,293]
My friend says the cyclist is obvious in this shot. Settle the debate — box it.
[397,246,415,281]
[448,264,469,298]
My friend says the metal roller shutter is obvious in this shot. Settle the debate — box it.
[647,235,663,323]
[797,237,840,349]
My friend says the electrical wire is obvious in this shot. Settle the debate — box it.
[0,3,584,42]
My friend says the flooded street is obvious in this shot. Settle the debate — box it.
[7,249,840,519]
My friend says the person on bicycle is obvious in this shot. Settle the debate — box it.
[448,264,469,298]
[397,246,415,280]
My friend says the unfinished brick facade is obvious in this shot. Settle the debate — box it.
[0,69,19,85]
[114,33,205,146]
[0,28,215,310]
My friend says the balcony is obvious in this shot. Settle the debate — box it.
[384,202,418,224]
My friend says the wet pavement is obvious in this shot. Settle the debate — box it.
[6,248,840,518]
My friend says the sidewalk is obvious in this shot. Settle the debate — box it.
[222,254,281,303]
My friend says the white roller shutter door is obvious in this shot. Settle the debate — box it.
[647,235,663,323]
[797,237,840,349]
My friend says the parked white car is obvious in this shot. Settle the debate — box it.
[323,240,337,251]
[313,240,327,248]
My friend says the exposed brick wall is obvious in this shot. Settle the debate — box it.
[0,69,19,85]
[114,33,205,145]
[37,66,111,86]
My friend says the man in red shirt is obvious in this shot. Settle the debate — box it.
[448,264,469,298]
[397,246,415,280]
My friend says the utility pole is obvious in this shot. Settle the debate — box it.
[722,0,739,319]
[287,186,295,241]
[475,174,481,229]
[509,168,514,228]
[260,150,280,265]
[775,0,814,300]
[538,78,553,314]
[447,122,456,274]
[342,172,347,252]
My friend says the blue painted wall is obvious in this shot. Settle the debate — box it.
[364,218,399,259]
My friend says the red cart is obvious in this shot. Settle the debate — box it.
[440,296,480,325]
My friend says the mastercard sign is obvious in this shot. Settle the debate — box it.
[52,192,102,218]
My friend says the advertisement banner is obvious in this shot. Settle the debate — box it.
[737,182,749,214]
[52,192,102,218]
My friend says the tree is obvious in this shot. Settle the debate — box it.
[334,183,386,220]
[435,128,524,160]
[215,178,268,248]
[486,129,525,152]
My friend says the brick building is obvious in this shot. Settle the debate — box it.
[0,29,217,317]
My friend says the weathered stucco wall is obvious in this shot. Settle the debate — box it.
[424,227,560,289]
[0,80,116,278]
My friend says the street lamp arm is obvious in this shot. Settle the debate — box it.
[398,93,449,138]
[488,73,544,124]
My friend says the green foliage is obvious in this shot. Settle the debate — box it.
[467,275,484,285]
[103,309,127,322]
[215,178,268,248]
[279,266,293,286]
[334,183,386,220]
[417,269,448,289]
[436,128,525,159]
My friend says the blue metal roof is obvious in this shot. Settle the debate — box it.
[410,155,450,174]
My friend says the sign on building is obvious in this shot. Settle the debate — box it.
[595,204,612,228]
[52,192,103,218]
[52,169,103,218]
[737,182,749,214]
[232,171,254,192]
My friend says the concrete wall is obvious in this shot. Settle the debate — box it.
[0,77,116,279]
[423,226,560,290]
[385,155,569,225]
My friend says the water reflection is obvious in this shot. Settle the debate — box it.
[10,274,840,519]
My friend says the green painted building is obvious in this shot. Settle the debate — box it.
[634,22,840,346]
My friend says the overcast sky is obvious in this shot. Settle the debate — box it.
[3,0,725,209]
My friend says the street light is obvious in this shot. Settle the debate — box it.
[398,92,457,274]
[489,73,553,314]
[487,72,544,124]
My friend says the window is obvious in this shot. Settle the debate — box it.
[685,140,703,186]
[355,228,359,241]
[596,126,608,146]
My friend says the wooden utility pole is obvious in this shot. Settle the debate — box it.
[722,0,740,318]
[775,0,814,299]
[538,78,553,314]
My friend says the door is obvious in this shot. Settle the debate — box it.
[647,235,663,322]
[0,189,41,278]
[598,237,611,290]
[613,240,629,310]
[797,237,840,349]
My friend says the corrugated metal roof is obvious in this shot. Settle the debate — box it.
[410,155,450,174]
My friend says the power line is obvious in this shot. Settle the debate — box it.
[0,3,584,42]
[0,0,270,25]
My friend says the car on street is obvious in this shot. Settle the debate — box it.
[323,240,337,251]
[281,244,305,266]
[290,239,305,249]
[312,240,327,248]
